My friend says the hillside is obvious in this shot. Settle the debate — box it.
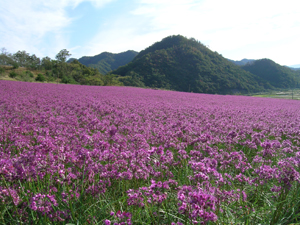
[0,60,123,87]
[0,65,48,82]
[241,59,300,88]
[111,35,269,94]
[75,50,138,74]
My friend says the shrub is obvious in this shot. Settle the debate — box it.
[25,70,34,77]
[12,62,19,69]
[46,76,55,82]
[62,75,77,84]
[45,71,52,77]
[9,71,18,78]
[0,67,5,74]
[35,73,45,82]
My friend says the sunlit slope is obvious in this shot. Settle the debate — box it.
[112,35,269,94]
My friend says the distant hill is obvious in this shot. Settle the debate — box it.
[111,35,269,94]
[72,50,138,74]
[288,65,300,71]
[241,59,300,88]
[290,64,300,68]
[227,58,255,66]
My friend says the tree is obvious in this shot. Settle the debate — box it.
[41,57,53,70]
[13,50,30,67]
[55,49,71,63]
[0,54,14,66]
[1,47,8,55]
[28,54,41,70]
[55,49,71,79]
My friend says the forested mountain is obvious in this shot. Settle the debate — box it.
[73,50,138,74]
[241,59,300,88]
[227,58,255,66]
[111,35,269,94]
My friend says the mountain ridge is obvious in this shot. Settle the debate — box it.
[289,64,300,68]
[70,50,138,74]
[111,35,269,94]
[227,58,255,66]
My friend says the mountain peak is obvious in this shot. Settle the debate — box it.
[134,35,207,60]
[112,35,267,94]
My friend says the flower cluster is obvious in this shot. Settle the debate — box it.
[30,193,57,212]
[104,211,132,225]
[0,80,300,224]
[0,186,20,205]
[178,185,218,223]
[127,179,178,206]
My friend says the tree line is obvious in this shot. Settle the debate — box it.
[0,48,123,86]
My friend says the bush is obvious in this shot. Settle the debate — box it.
[45,71,52,77]
[0,67,5,75]
[17,70,35,82]
[62,75,77,84]
[35,73,45,82]
[12,62,19,69]
[25,70,34,77]
[46,76,55,82]
[9,71,18,78]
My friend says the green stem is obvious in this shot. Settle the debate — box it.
[1,175,21,223]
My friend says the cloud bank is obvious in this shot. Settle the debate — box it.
[0,0,114,58]
[0,0,299,65]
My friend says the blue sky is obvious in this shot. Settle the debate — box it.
[0,0,299,66]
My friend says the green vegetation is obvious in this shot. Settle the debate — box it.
[25,70,34,77]
[9,71,18,78]
[0,67,5,75]
[0,49,124,86]
[252,88,300,100]
[111,35,269,94]
[2,35,300,94]
[35,73,45,82]
[73,50,138,74]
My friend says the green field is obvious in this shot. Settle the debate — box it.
[252,89,300,100]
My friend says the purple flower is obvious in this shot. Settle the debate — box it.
[104,219,111,225]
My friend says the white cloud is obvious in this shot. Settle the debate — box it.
[1,0,299,65]
[0,0,114,58]
[81,17,164,56]
[124,0,300,65]
[81,0,203,57]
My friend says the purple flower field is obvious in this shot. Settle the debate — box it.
[0,80,300,224]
